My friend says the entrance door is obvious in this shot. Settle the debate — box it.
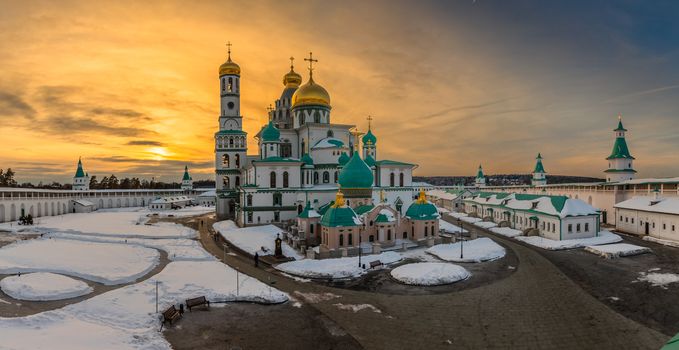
[645,222,649,235]
[602,211,607,224]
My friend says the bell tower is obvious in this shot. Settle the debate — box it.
[605,115,636,182]
[215,42,247,220]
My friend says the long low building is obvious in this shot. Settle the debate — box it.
[463,192,601,240]
[615,193,679,241]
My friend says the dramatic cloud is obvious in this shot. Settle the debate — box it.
[126,140,164,146]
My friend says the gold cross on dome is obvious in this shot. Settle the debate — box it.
[226,41,232,58]
[289,56,295,70]
[366,115,373,129]
[304,52,318,77]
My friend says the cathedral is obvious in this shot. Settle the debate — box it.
[214,47,423,236]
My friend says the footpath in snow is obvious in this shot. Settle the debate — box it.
[426,237,506,263]
[1,272,93,301]
[390,262,470,286]
[275,251,402,279]
[213,220,303,259]
[0,238,159,285]
[515,231,622,250]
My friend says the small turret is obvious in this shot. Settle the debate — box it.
[72,157,90,191]
[475,164,486,188]
[531,153,547,186]
[605,115,636,182]
[181,165,193,190]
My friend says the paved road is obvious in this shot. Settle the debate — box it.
[193,218,668,350]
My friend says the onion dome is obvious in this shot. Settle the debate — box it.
[283,68,302,88]
[291,75,331,108]
[362,128,377,146]
[219,56,240,76]
[338,152,350,166]
[320,191,361,227]
[301,153,314,166]
[338,153,373,189]
[405,189,440,221]
[261,121,280,142]
[364,154,376,167]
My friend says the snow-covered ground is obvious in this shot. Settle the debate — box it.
[637,271,679,288]
[149,206,214,218]
[515,231,622,250]
[426,237,506,263]
[439,219,466,234]
[1,273,93,301]
[584,243,651,258]
[490,227,523,238]
[0,239,159,285]
[474,221,497,229]
[275,251,402,279]
[213,220,303,260]
[390,262,470,286]
[448,212,468,219]
[0,261,288,350]
[48,232,214,262]
[0,209,197,239]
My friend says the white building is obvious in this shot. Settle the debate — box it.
[181,165,193,190]
[615,191,679,240]
[149,195,193,211]
[463,192,601,240]
[72,158,90,191]
[531,153,547,186]
[475,165,486,188]
[213,49,420,226]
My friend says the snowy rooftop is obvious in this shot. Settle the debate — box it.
[427,189,459,200]
[197,189,216,197]
[615,196,679,215]
[150,195,192,204]
[465,192,599,218]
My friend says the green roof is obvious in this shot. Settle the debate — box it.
[533,153,545,173]
[375,159,415,167]
[607,136,634,160]
[318,201,334,215]
[338,153,373,188]
[478,191,568,213]
[477,165,484,179]
[215,129,247,135]
[298,201,320,219]
[301,153,314,166]
[662,332,679,350]
[182,165,192,181]
[338,152,350,166]
[375,214,390,223]
[364,154,376,167]
[362,128,377,146]
[405,200,439,220]
[320,205,360,227]
[74,158,86,178]
[614,119,627,132]
[354,204,375,215]
[327,139,344,147]
[604,168,637,173]
[261,121,280,142]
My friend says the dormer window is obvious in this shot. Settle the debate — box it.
[531,201,538,209]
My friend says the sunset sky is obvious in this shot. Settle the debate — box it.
[1,0,679,183]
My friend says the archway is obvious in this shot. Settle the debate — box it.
[29,205,34,216]
[0,204,5,222]
[10,203,16,221]
[51,202,55,216]
[99,199,104,209]
[108,199,113,208]
[62,203,66,214]
[116,199,121,208]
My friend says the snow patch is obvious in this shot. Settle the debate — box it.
[515,231,622,250]
[390,262,470,286]
[490,227,523,238]
[584,243,651,258]
[1,272,93,301]
[473,221,497,229]
[426,237,506,263]
[333,303,381,313]
[213,220,303,260]
[276,252,402,279]
[637,272,679,288]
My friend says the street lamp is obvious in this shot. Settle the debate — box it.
[458,218,464,260]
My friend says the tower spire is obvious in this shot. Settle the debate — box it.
[304,51,318,80]
[226,41,232,61]
[367,115,373,130]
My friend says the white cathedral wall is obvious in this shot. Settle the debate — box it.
[253,164,302,188]
[616,208,679,240]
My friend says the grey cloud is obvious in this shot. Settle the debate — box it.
[0,91,36,120]
[126,140,164,146]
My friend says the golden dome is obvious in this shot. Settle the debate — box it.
[219,57,240,76]
[291,76,331,108]
[283,68,302,87]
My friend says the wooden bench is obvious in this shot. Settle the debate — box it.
[369,260,383,269]
[162,305,181,325]
[185,296,210,312]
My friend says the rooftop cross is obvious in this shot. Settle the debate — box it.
[304,51,318,78]
[226,41,232,59]
[289,56,295,70]
[367,115,373,129]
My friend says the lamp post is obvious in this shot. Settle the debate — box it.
[458,218,464,260]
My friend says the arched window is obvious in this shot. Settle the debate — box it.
[387,230,391,240]
[227,77,233,92]
[273,192,282,206]
[369,235,375,242]
[339,234,344,246]
[221,78,225,91]
[348,234,353,245]
[270,172,277,188]
[327,130,334,138]
[425,226,428,236]
[399,173,404,187]
[314,172,319,184]
[222,154,230,167]
[236,78,239,92]
[229,138,234,147]
[246,194,252,206]
[283,171,289,188]
[390,173,395,187]
[235,154,240,168]
[235,176,240,187]
[323,171,330,183]
[223,176,230,189]
[334,171,338,183]
[403,232,407,239]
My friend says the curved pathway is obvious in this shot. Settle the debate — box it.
[199,218,667,349]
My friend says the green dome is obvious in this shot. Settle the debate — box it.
[405,190,440,220]
[338,152,350,166]
[261,121,280,142]
[338,153,373,188]
[301,153,314,166]
[320,192,360,227]
[362,129,377,146]
[364,154,376,167]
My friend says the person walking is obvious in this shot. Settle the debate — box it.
[254,252,259,268]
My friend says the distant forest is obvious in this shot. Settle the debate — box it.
[0,168,216,190]
[414,174,605,187]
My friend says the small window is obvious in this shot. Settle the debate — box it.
[568,224,573,233]
[227,101,235,109]
[585,223,589,232]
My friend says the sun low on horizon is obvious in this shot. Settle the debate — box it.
[2,0,679,184]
